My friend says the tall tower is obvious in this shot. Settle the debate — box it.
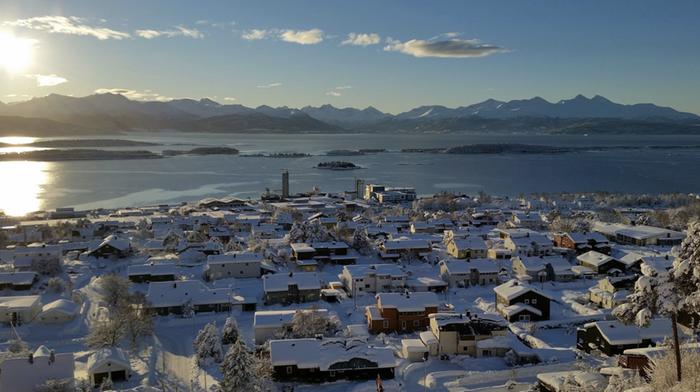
[282,170,289,198]
[355,178,364,200]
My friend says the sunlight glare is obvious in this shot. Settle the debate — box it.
[0,161,50,216]
[0,32,36,74]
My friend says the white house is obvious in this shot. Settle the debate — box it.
[0,345,75,392]
[205,252,263,280]
[0,295,42,325]
[340,264,406,295]
[37,299,80,324]
[439,259,502,287]
[87,347,131,387]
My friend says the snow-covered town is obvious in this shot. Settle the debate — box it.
[1,177,700,392]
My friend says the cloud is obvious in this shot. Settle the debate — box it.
[94,88,171,101]
[224,97,236,101]
[383,36,506,58]
[341,33,380,46]
[135,26,204,39]
[241,29,271,41]
[3,16,130,40]
[26,74,68,87]
[279,28,323,45]
[325,85,352,97]
[256,82,282,89]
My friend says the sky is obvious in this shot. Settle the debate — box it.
[0,0,698,114]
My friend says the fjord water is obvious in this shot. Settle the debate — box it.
[2,132,700,215]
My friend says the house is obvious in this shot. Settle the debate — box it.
[577,250,627,275]
[365,292,439,334]
[340,264,406,295]
[269,338,396,382]
[446,237,488,259]
[510,211,545,229]
[427,313,508,356]
[145,280,252,315]
[494,280,550,322]
[12,244,62,271]
[511,256,575,282]
[0,295,42,325]
[127,263,178,283]
[402,339,429,362]
[310,241,356,264]
[0,345,75,392]
[37,299,79,323]
[253,308,330,344]
[618,344,700,379]
[593,222,684,246]
[576,319,679,356]
[262,272,321,305]
[379,238,431,260]
[503,233,554,257]
[364,184,416,203]
[410,221,437,234]
[0,271,38,290]
[290,243,317,261]
[87,347,131,387]
[205,252,263,280]
[553,232,611,255]
[88,235,132,258]
[588,275,636,309]
[438,259,501,287]
[407,277,448,293]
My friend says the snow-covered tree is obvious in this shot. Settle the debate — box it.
[614,221,700,383]
[604,371,646,392]
[47,277,66,293]
[87,318,125,349]
[193,322,223,364]
[35,378,73,392]
[287,220,334,244]
[133,218,151,240]
[182,299,195,319]
[351,228,373,255]
[99,274,130,307]
[221,317,239,345]
[649,347,700,391]
[218,340,255,392]
[286,308,339,338]
[119,293,154,347]
[98,376,113,392]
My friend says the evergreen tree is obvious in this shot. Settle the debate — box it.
[221,317,239,345]
[218,340,255,391]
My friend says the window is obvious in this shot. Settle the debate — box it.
[531,298,537,305]
[401,320,407,329]
[413,319,420,327]
[383,320,389,328]
[286,366,293,374]
[524,299,529,304]
[329,371,336,377]
[519,315,530,322]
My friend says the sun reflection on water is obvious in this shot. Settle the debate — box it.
[0,161,50,216]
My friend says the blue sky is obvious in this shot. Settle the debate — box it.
[0,0,698,114]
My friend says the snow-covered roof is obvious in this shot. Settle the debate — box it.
[494,279,545,301]
[343,264,405,277]
[402,339,427,352]
[510,234,552,248]
[585,319,677,346]
[451,237,488,251]
[310,241,349,250]
[577,250,615,267]
[537,371,606,391]
[262,272,321,292]
[269,338,396,371]
[0,295,41,310]
[290,243,315,253]
[497,303,542,317]
[127,263,178,276]
[381,238,431,250]
[376,292,439,312]
[87,347,130,373]
[94,234,130,251]
[41,299,79,315]
[206,252,264,264]
[145,280,234,307]
[0,271,37,285]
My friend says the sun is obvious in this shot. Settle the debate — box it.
[0,32,36,74]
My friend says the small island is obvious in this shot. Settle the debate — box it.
[316,161,362,170]
[162,147,240,156]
